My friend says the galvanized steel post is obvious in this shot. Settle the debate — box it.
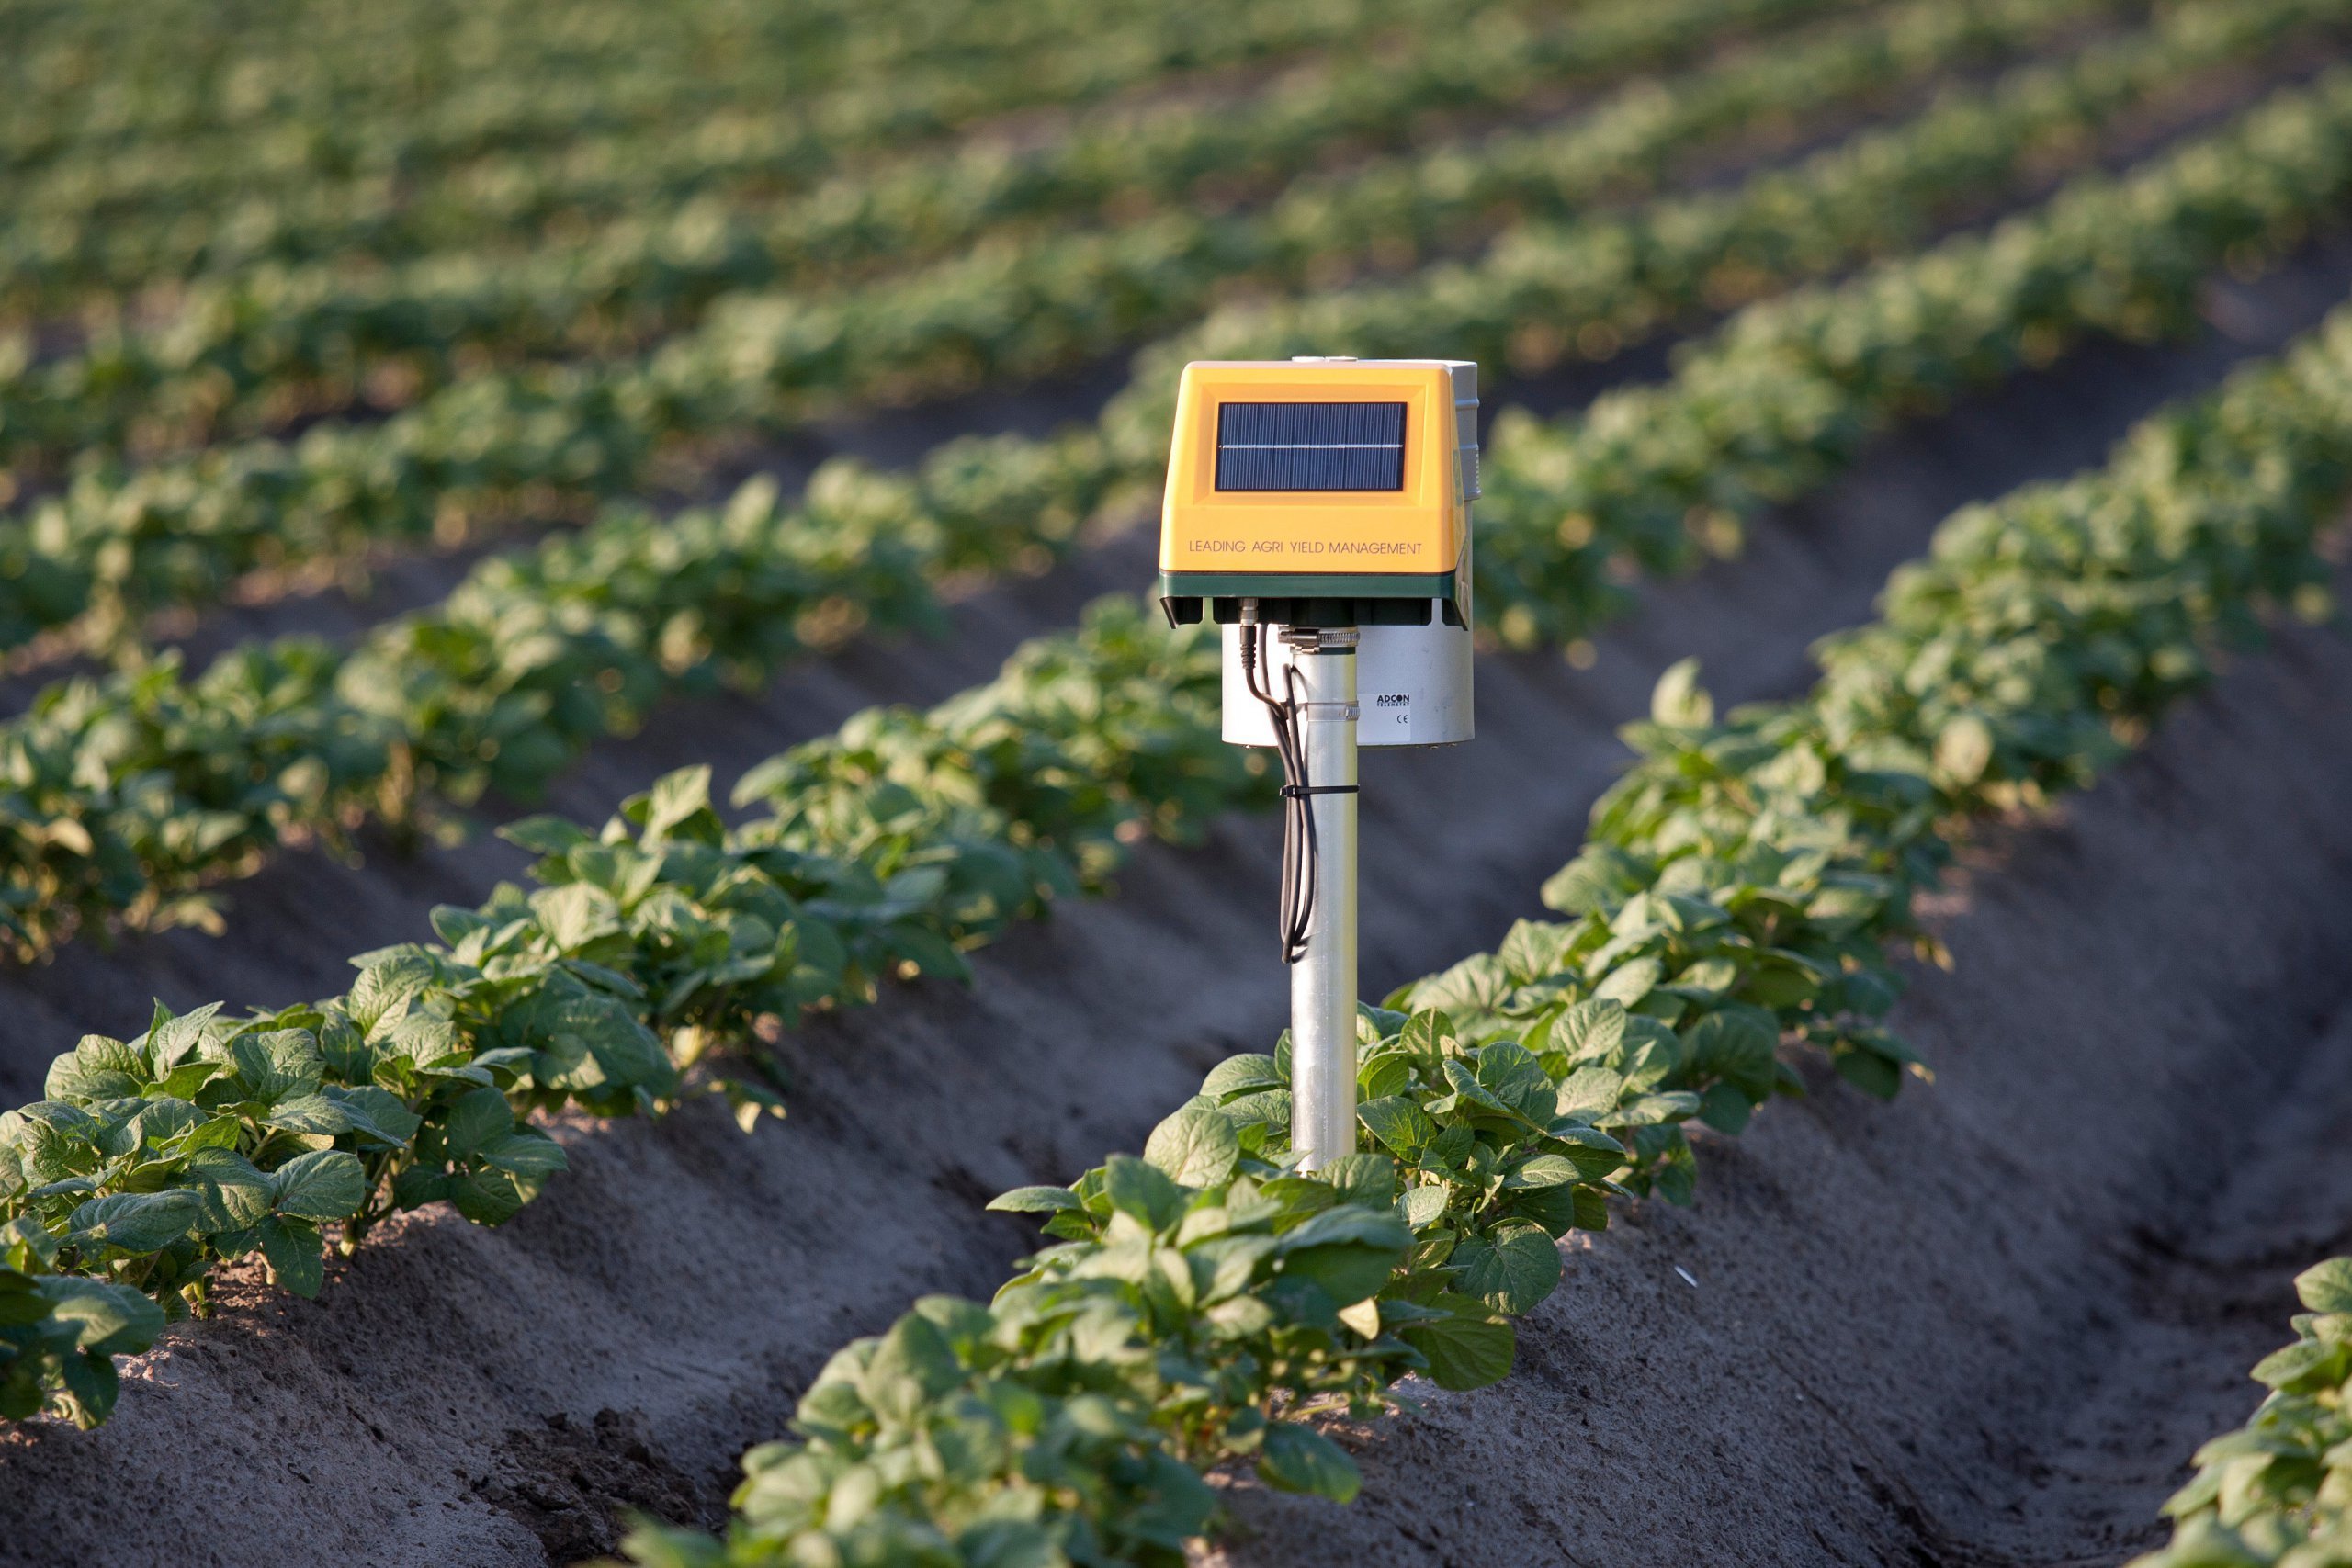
[1285,626,1359,1171]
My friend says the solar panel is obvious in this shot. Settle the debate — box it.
[1214,401,1407,491]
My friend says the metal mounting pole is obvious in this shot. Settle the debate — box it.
[1287,627,1359,1171]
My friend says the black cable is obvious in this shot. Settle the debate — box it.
[1241,621,1317,964]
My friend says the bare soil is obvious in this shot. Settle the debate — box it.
[1,254,2350,1567]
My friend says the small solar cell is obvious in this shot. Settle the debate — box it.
[1214,401,1406,491]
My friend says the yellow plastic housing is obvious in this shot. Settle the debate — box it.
[1159,360,1468,595]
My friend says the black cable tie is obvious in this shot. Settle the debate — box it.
[1278,784,1360,798]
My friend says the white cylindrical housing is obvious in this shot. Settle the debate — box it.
[1222,615,1472,747]
[1288,640,1359,1172]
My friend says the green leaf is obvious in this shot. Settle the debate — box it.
[2296,1258,2352,1314]
[475,1131,568,1179]
[66,1190,200,1255]
[1357,1096,1436,1160]
[271,1150,367,1221]
[37,1276,165,1357]
[1201,1054,1284,1100]
[639,766,716,841]
[1544,1125,1626,1179]
[1934,714,1994,784]
[1697,1083,1753,1134]
[1452,1222,1562,1314]
[531,883,624,951]
[1681,1008,1779,1100]
[498,815,592,859]
[1400,1185,1450,1231]
[986,1186,1082,1214]
[1553,999,1628,1064]
[45,1036,147,1101]
[1650,658,1712,727]
[1102,1155,1182,1232]
[225,1030,324,1105]
[441,1085,515,1162]
[262,1093,360,1136]
[345,952,439,1033]
[1318,1153,1396,1211]
[1554,1066,1625,1123]
[157,1061,222,1100]
[258,1215,326,1298]
[142,1001,227,1072]
[1143,1104,1238,1190]
[1259,1423,1362,1504]
[1497,919,1577,985]
[1277,1208,1408,1305]
[2251,1337,2343,1392]
[1439,1059,1538,1129]
[1501,1155,1583,1190]
[320,1085,421,1146]
[858,1312,962,1427]
[178,1147,274,1232]
[1401,1294,1516,1391]
[1542,846,1635,916]
[427,905,490,948]
[1593,958,1662,1009]
[449,1168,532,1225]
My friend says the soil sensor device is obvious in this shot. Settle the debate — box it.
[1159,356,1478,1170]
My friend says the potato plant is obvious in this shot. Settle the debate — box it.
[0,1241,162,1429]
[2129,1259,2352,1567]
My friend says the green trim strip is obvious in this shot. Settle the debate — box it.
[1158,570,1456,599]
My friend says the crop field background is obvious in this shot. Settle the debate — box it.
[1,0,2350,1562]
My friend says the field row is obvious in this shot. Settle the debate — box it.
[0,598,1238,1426]
[0,0,1842,310]
[0,0,1889,461]
[0,0,1502,192]
[0,0,2294,669]
[4,41,2345,969]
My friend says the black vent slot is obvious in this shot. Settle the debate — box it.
[1214,401,1406,491]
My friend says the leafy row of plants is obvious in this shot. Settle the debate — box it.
[1460,51,2352,649]
[6,191,2349,1455]
[0,0,1853,312]
[1,0,1447,216]
[2129,1258,2352,1567]
[0,0,2336,972]
[0,0,1876,461]
[1123,28,2352,649]
[0,0,1619,310]
[0,596,1246,1427]
[1102,0,2352,457]
[0,0,2272,675]
[4,28,2343,971]
[0,447,1205,958]
[0,0,1938,329]
[0,0,1114,166]
[616,269,2352,1568]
